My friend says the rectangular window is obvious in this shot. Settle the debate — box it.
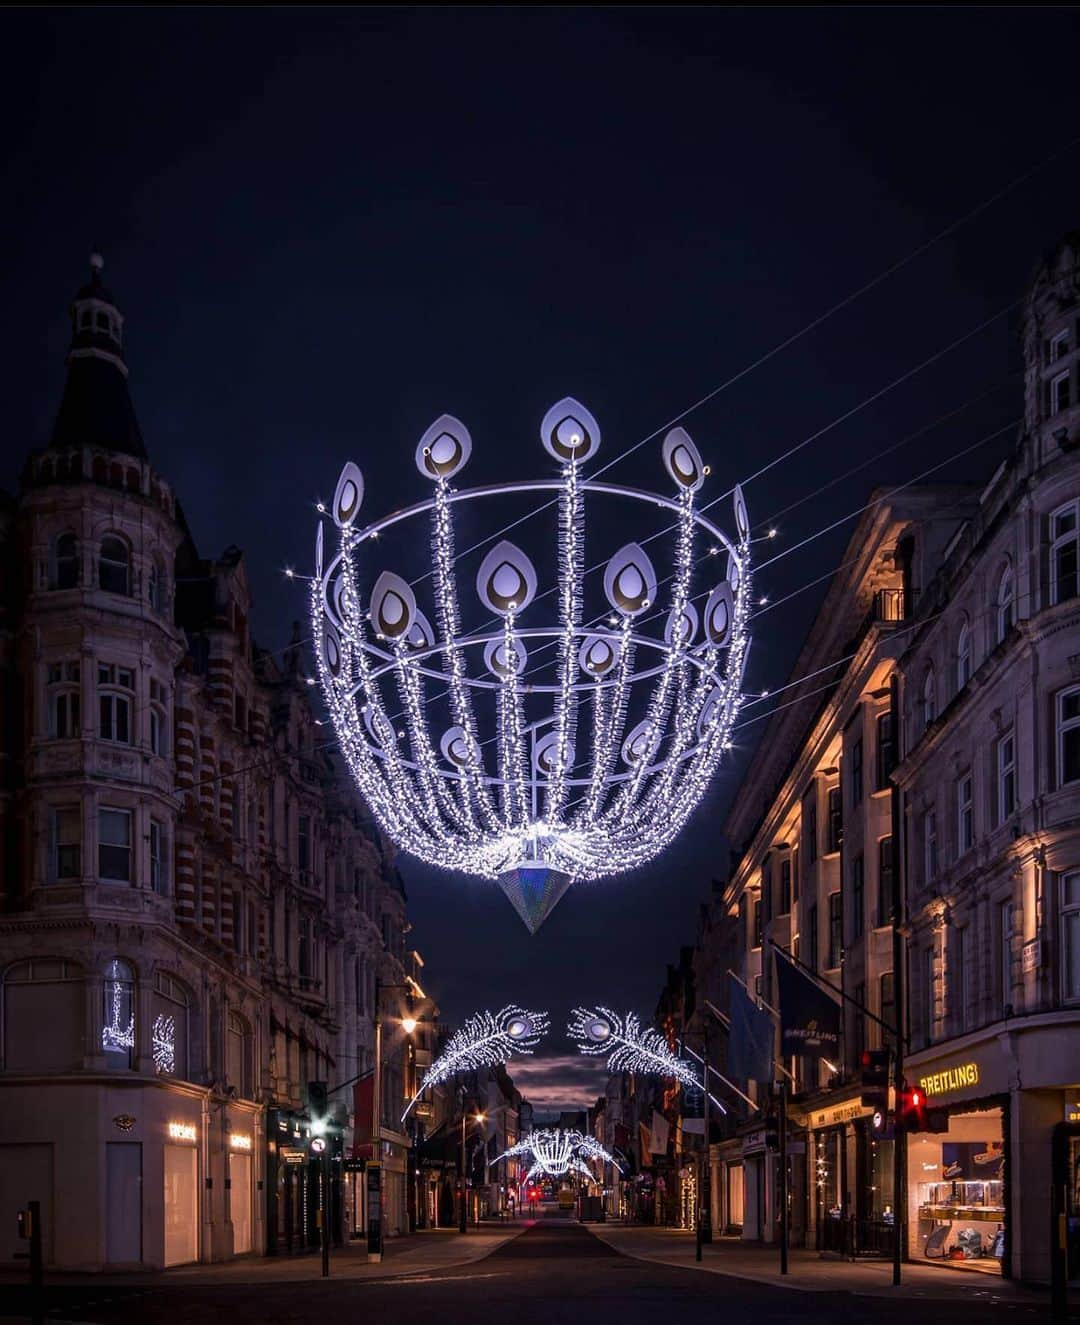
[1050,368,1072,415]
[851,853,864,940]
[1000,900,1014,1015]
[779,858,792,914]
[806,800,818,864]
[826,786,842,853]
[51,688,80,739]
[924,945,935,1043]
[761,861,772,925]
[1058,688,1080,787]
[1051,501,1079,605]
[791,847,800,904]
[99,808,132,882]
[808,903,819,973]
[849,737,863,809]
[99,692,131,744]
[298,915,313,981]
[997,730,1016,823]
[1062,872,1080,1004]
[827,892,842,968]
[875,712,895,791]
[50,805,81,880]
[739,895,748,951]
[880,971,896,1046]
[853,981,866,1058]
[1050,329,1071,362]
[878,836,894,926]
[955,925,970,1033]
[150,820,166,894]
[752,898,762,949]
[924,809,938,883]
[149,707,164,756]
[298,815,311,872]
[957,771,973,855]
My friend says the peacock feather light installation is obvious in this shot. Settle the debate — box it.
[311,399,753,931]
[401,1005,548,1122]
[494,1128,622,1187]
[568,1005,701,1091]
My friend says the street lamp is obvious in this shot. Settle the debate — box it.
[459,1098,486,1234]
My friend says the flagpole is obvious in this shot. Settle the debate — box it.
[682,1040,755,1110]
[766,940,907,1045]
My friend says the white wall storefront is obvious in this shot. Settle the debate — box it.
[906,1012,1080,1286]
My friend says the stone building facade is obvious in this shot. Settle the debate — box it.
[0,260,416,1269]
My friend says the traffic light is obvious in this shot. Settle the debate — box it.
[859,1048,891,1113]
[307,1080,328,1119]
[897,1083,927,1132]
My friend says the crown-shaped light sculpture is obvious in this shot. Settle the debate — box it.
[311,399,753,931]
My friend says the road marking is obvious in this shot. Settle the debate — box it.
[375,1272,508,1285]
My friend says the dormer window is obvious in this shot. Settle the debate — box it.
[79,308,92,330]
[95,310,110,333]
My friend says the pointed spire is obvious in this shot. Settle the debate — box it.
[50,253,146,458]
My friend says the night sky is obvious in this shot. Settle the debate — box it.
[6,8,1080,1112]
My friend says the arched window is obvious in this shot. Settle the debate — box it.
[152,972,191,1080]
[956,619,972,691]
[148,556,165,613]
[102,958,135,1068]
[3,958,84,1071]
[99,535,131,596]
[921,667,937,731]
[226,1010,253,1098]
[51,532,79,590]
[996,565,1014,643]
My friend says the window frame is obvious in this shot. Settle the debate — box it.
[924,807,938,883]
[956,619,972,692]
[825,785,842,854]
[850,853,864,940]
[98,535,132,597]
[1050,367,1072,416]
[49,804,81,882]
[996,564,1014,643]
[1050,328,1071,363]
[98,806,133,883]
[999,899,1014,1016]
[957,770,974,856]
[1057,686,1080,789]
[875,711,894,791]
[849,736,863,809]
[47,661,81,739]
[922,667,937,730]
[1050,499,1079,607]
[1061,871,1080,1006]
[877,836,894,927]
[50,531,79,591]
[996,729,1016,824]
[827,892,842,969]
[149,819,167,895]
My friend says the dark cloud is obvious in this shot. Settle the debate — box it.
[508,1055,611,1116]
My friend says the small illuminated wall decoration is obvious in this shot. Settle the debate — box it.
[168,1121,197,1142]
[311,402,753,931]
[494,1129,622,1187]
[568,1005,702,1091]
[152,1013,176,1075]
[402,1005,548,1122]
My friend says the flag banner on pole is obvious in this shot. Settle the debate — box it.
[681,1117,706,1135]
[728,974,775,1083]
[650,1110,670,1154]
[773,947,840,1061]
[639,1121,652,1158]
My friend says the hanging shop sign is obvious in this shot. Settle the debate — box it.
[811,1098,872,1129]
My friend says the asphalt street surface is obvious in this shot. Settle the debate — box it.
[2,1221,1067,1324]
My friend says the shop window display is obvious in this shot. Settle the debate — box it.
[908,1106,1005,1273]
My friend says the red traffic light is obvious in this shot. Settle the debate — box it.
[911,1090,922,1108]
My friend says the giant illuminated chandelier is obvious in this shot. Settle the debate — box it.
[311,399,752,931]
[495,1129,622,1186]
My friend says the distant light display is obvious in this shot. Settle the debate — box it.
[495,1128,622,1186]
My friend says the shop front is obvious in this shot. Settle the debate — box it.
[806,1094,894,1257]
[904,1044,1009,1277]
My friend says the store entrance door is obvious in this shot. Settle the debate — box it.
[230,1152,252,1254]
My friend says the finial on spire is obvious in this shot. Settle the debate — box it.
[89,252,104,273]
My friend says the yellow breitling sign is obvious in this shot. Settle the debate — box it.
[917,1061,980,1097]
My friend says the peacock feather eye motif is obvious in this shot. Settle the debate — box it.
[603,543,657,618]
[322,619,343,679]
[726,551,741,593]
[578,632,622,678]
[540,397,601,465]
[697,686,722,740]
[315,522,324,579]
[332,462,364,528]
[661,427,706,492]
[415,414,473,480]
[704,581,735,647]
[363,704,395,750]
[406,610,435,652]
[733,483,750,541]
[621,719,658,766]
[533,730,574,777]
[484,636,528,679]
[440,726,478,769]
[664,601,699,648]
[476,541,538,616]
[369,570,417,641]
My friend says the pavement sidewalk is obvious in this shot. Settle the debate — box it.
[587,1222,1072,1307]
[0,1222,526,1288]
